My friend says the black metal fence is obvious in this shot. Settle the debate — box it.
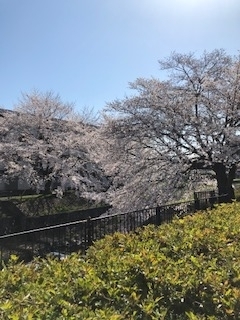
[0,190,222,265]
[0,205,111,236]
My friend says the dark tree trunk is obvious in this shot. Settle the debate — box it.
[213,163,236,202]
[36,160,53,194]
[44,180,52,194]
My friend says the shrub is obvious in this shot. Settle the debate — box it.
[1,203,240,319]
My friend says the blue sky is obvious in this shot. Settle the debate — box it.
[1,0,240,113]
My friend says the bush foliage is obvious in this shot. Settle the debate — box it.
[1,202,240,319]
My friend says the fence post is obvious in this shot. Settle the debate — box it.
[156,206,162,226]
[209,190,216,209]
[87,217,93,247]
[194,192,200,211]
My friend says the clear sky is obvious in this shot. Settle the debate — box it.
[1,0,240,113]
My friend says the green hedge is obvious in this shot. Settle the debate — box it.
[1,202,240,319]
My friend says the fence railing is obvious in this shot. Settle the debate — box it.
[0,190,223,265]
[0,205,111,236]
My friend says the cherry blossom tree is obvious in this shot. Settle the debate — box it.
[15,90,74,120]
[99,49,240,210]
[0,91,109,197]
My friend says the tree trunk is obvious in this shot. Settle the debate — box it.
[213,163,236,202]
[44,180,52,194]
